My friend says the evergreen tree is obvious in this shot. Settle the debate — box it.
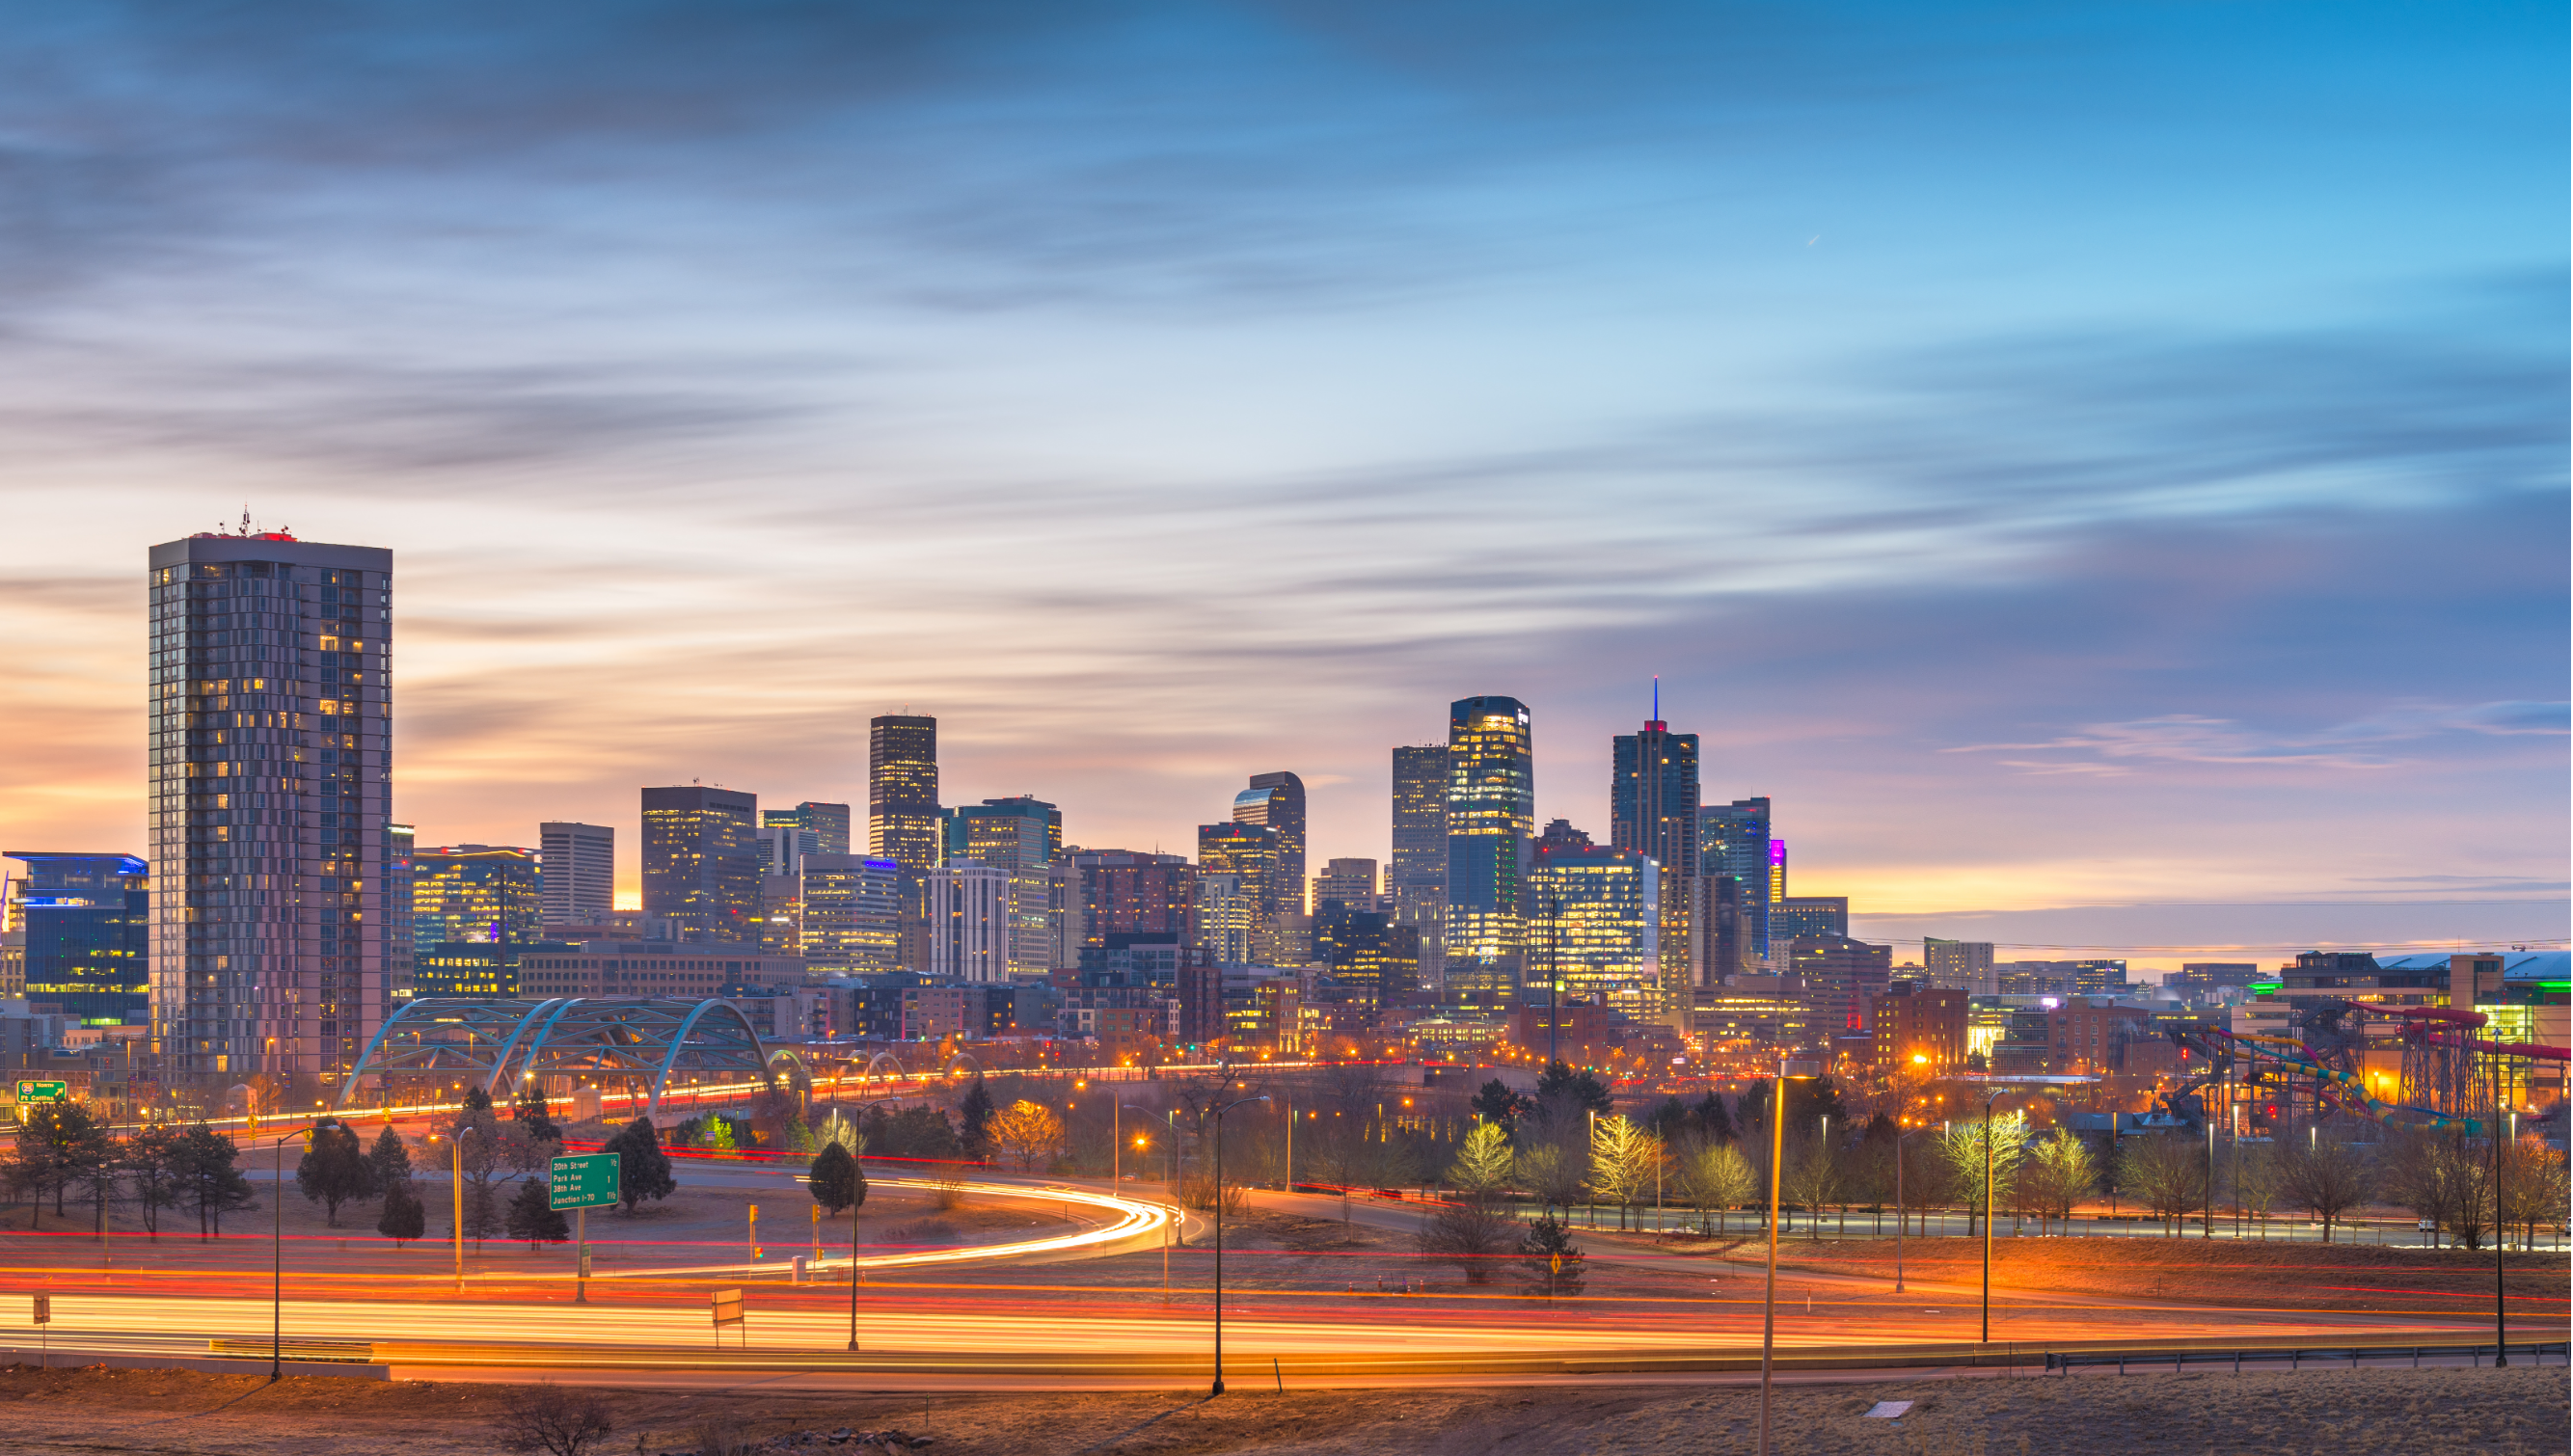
[122,1125,183,1239]
[367,1125,413,1190]
[463,1086,495,1113]
[1533,1063,1612,1117]
[504,1179,570,1248]
[1469,1079,1531,1129]
[295,1119,374,1227]
[1694,1092,1737,1145]
[511,1083,560,1144]
[808,1143,858,1215]
[605,1118,676,1213]
[175,1122,257,1241]
[958,1077,996,1161]
[378,1179,426,1247]
[1518,1214,1586,1297]
[1645,1094,1693,1143]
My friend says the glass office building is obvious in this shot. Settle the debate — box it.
[1444,695,1533,1011]
[4,852,149,1024]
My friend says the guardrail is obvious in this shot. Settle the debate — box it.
[2045,1340,2565,1375]
[205,1338,373,1364]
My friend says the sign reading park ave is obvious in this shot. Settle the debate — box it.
[549,1151,621,1211]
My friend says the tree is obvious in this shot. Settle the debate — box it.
[1694,1092,1739,1146]
[1644,1095,1693,1144]
[9,1102,105,1225]
[1938,1112,2026,1234]
[493,1384,615,1456]
[504,1179,571,1249]
[1518,1214,1585,1298]
[814,1109,861,1157]
[858,1104,962,1161]
[1672,1138,1758,1235]
[367,1125,413,1190]
[378,1179,426,1247]
[1448,1122,1515,1200]
[1516,1144,1586,1216]
[1470,1080,1532,1130]
[463,1086,495,1113]
[605,1118,676,1214]
[295,1119,375,1227]
[2233,1141,2286,1234]
[1533,1063,1612,1118]
[122,1125,183,1239]
[958,1078,996,1161]
[2116,1134,2203,1235]
[2501,1136,2568,1252]
[1780,1135,1842,1240]
[512,1083,560,1145]
[1415,1200,1519,1282]
[1586,1116,1664,1229]
[2019,1134,2099,1233]
[808,1143,859,1216]
[2385,1131,2489,1249]
[175,1122,257,1241]
[987,1099,1068,1172]
[2280,1136,2372,1244]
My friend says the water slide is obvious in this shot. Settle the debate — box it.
[2184,1027,2482,1137]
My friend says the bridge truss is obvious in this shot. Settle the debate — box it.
[337,996,777,1116]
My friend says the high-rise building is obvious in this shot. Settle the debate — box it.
[800,854,904,974]
[1770,839,1787,903]
[1314,899,1419,1011]
[1612,704,1698,1014]
[868,717,939,869]
[412,845,544,951]
[148,528,393,1082]
[1791,934,1893,1036]
[1232,772,1307,913]
[1870,984,1968,1072]
[386,822,415,1006]
[928,863,1009,983]
[1311,858,1378,914]
[1772,896,1849,942]
[1194,874,1255,964]
[1526,837,1661,1022]
[765,801,852,857]
[1698,797,1773,969]
[640,786,761,942]
[1924,937,1995,993]
[1444,695,1533,1011]
[1389,744,1448,979]
[2167,961,2260,990]
[1694,873,1752,987]
[537,822,614,927]
[3,852,149,1024]
[1071,849,1195,947]
[1196,822,1280,963]
[942,795,1065,976]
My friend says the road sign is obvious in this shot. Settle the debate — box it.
[14,1081,67,1106]
[711,1288,744,1328]
[31,1295,49,1325]
[549,1152,620,1211]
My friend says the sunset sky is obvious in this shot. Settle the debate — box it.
[2,2,2562,968]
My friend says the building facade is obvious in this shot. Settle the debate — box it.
[1526,839,1662,1022]
[1311,857,1378,916]
[1611,712,1697,1011]
[1924,937,1995,993]
[1389,743,1449,984]
[1445,695,1533,1011]
[799,854,905,974]
[640,786,761,943]
[765,801,851,857]
[537,822,613,927]
[1195,822,1280,962]
[1869,984,1968,1072]
[1071,849,1195,948]
[1232,772,1308,913]
[3,852,149,1025]
[148,529,393,1083]
[1771,896,1849,942]
[412,845,543,951]
[1789,934,1893,1037]
[928,863,1010,983]
[942,795,1065,976]
[1698,797,1772,975]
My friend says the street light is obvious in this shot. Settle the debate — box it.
[1892,1120,1933,1294]
[269,1124,315,1383]
[1756,1056,1821,1456]
[1205,1087,1269,1396]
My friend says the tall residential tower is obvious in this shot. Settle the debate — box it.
[1611,695,1697,1021]
[1444,696,1532,1011]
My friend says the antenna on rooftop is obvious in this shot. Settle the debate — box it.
[1652,675,1660,722]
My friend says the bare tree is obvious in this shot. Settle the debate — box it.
[2280,1135,2373,1244]
[2116,1134,2204,1236]
[493,1385,613,1455]
[1671,1137,1757,1236]
[1415,1200,1519,1282]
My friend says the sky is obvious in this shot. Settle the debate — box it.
[1,2,2564,970]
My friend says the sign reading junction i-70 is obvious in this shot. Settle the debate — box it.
[550,1151,621,1211]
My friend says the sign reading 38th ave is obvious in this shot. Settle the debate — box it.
[550,1151,621,1211]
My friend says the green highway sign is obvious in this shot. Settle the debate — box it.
[550,1151,621,1211]
[14,1081,68,1106]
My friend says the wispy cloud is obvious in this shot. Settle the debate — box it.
[1948,701,2569,775]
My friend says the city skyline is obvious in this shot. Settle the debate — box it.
[0,3,2562,972]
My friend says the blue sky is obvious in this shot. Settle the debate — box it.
[1,2,2563,964]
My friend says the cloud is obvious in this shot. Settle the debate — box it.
[1947,701,2569,775]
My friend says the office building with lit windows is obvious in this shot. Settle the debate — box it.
[1312,857,1379,916]
[1698,797,1773,969]
[928,862,1009,982]
[943,795,1065,976]
[1071,849,1195,947]
[1791,933,1893,1036]
[1389,743,1448,979]
[641,786,761,943]
[1196,822,1281,963]
[537,822,613,927]
[1195,873,1256,964]
[412,844,543,951]
[1444,695,1533,1011]
[1772,896,1849,942]
[1924,937,1994,992]
[870,715,940,970]
[1612,709,1697,1013]
[148,529,393,1083]
[1526,834,1661,1022]
[3,852,149,1024]
[800,854,904,973]
[765,801,851,857]
[1232,771,1308,912]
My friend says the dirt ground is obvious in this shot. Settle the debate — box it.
[0,1363,2558,1454]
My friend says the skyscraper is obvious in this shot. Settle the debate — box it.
[538,822,613,927]
[800,854,905,974]
[148,527,393,1083]
[3,852,149,1025]
[942,795,1065,976]
[1526,836,1661,1022]
[1071,849,1195,947]
[867,717,939,869]
[1389,743,1448,983]
[1699,796,1773,973]
[641,786,761,942]
[1444,695,1533,1011]
[1311,857,1378,914]
[1232,771,1307,912]
[927,863,1009,983]
[1196,821,1280,963]
[765,801,852,857]
[1611,700,1698,1020]
[412,845,544,950]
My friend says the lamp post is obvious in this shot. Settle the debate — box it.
[1756,1057,1821,1456]
[2493,1106,2507,1366]
[1206,1090,1270,1396]
[269,1125,312,1383]
[442,1124,481,1295]
[1981,1085,2003,1344]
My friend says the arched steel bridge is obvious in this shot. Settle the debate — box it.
[336,996,781,1116]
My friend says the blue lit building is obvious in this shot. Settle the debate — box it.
[4,852,150,1024]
